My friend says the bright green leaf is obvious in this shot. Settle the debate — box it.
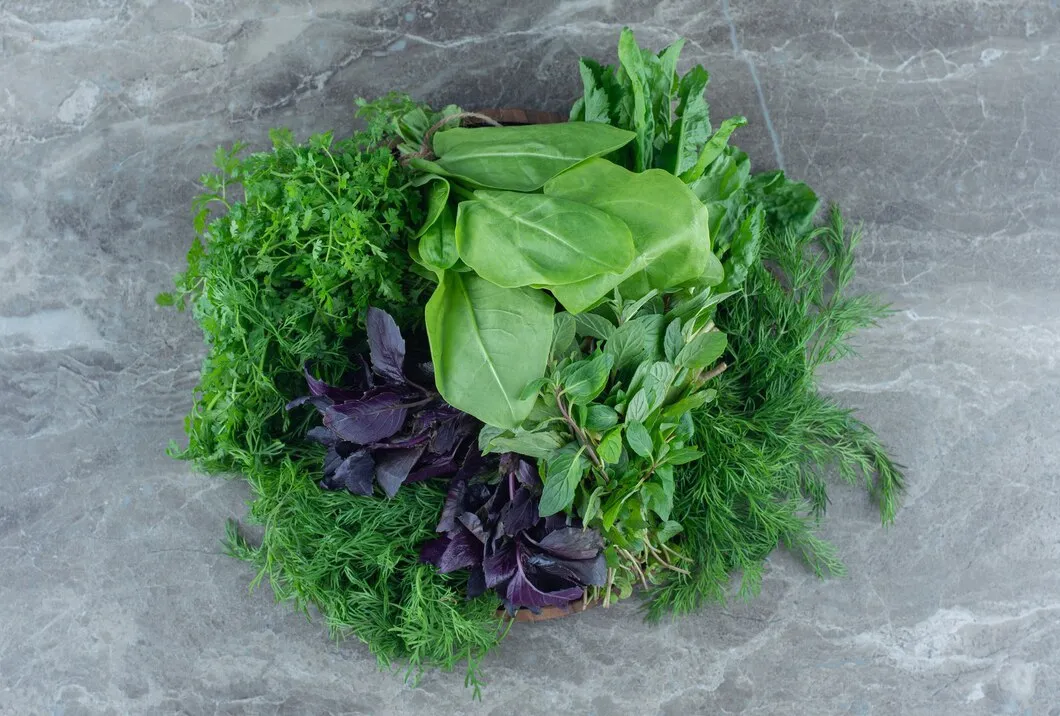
[431,122,636,192]
[426,272,554,429]
[664,318,684,362]
[585,404,620,432]
[455,189,635,288]
[598,426,624,464]
[659,64,711,176]
[676,330,727,372]
[679,115,748,183]
[550,312,578,361]
[574,312,616,341]
[540,443,588,516]
[413,177,450,239]
[562,352,614,405]
[625,421,653,458]
[418,203,459,271]
[546,159,724,313]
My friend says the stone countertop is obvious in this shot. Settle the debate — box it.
[1,2,1058,714]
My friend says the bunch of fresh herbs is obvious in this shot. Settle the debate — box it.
[162,108,431,473]
[163,25,905,692]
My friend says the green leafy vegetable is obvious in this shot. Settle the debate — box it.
[165,119,430,473]
[429,122,635,191]
[425,272,554,429]
[455,190,635,288]
[546,159,723,312]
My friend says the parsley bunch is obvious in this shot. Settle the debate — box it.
[162,109,431,472]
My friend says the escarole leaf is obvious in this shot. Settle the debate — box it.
[679,115,748,184]
[617,28,655,171]
[658,65,711,177]
[545,159,723,313]
[576,58,634,128]
[455,190,635,288]
[430,122,635,192]
[426,272,554,429]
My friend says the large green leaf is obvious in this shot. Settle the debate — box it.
[430,122,635,192]
[455,190,634,288]
[545,158,724,313]
[425,272,554,429]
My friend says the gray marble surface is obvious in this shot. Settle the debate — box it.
[2,1,1058,714]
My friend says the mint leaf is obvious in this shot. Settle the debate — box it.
[625,421,653,458]
[540,443,588,516]
[676,331,728,372]
[562,352,614,404]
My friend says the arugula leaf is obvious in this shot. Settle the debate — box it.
[679,115,748,184]
[748,170,821,232]
[719,206,764,292]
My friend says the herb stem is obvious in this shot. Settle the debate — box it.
[554,388,607,480]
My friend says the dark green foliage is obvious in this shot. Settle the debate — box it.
[645,207,904,619]
[163,115,432,473]
[225,454,504,689]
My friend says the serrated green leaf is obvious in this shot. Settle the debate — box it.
[550,312,578,361]
[598,426,624,464]
[665,447,704,465]
[540,443,588,516]
[604,314,665,375]
[676,330,728,373]
[574,312,616,341]
[585,404,620,432]
[664,318,684,362]
[657,520,684,544]
[561,352,614,405]
[625,421,653,458]
[626,390,650,423]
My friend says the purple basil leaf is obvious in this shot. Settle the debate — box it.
[434,527,484,573]
[419,535,451,566]
[366,307,407,383]
[322,446,344,477]
[500,487,539,536]
[483,542,517,588]
[375,444,426,498]
[466,567,487,599]
[531,527,604,560]
[286,394,333,413]
[324,392,407,444]
[302,364,362,403]
[505,567,583,612]
[515,458,541,488]
[406,458,459,483]
[305,426,337,446]
[458,511,487,544]
[333,449,375,496]
[525,551,608,587]
[435,475,468,534]
[372,432,430,450]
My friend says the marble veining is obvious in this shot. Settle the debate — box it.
[1,1,1058,714]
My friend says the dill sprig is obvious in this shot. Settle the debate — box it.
[225,454,505,692]
[647,206,904,619]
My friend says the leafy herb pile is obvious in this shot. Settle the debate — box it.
[165,27,904,691]
[161,121,430,473]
